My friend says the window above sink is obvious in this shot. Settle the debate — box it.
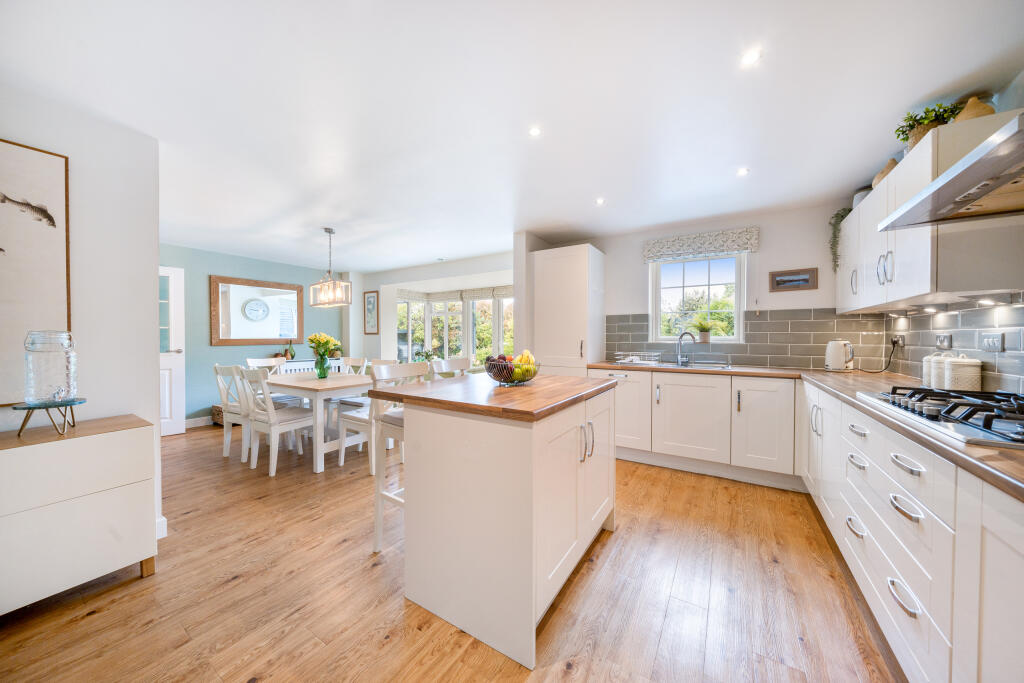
[650,254,745,343]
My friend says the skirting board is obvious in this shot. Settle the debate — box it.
[185,416,213,429]
[616,446,807,493]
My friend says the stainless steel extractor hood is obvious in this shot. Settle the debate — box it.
[879,112,1024,231]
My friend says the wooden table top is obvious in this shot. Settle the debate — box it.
[0,414,151,451]
[267,372,372,393]
[368,373,617,422]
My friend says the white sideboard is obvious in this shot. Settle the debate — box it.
[0,415,157,615]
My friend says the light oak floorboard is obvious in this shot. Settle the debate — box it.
[0,425,902,681]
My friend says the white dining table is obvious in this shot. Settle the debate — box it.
[266,372,373,473]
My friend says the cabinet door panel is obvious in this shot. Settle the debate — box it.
[730,377,795,474]
[836,207,861,313]
[582,391,614,538]
[798,382,820,494]
[651,373,731,464]
[588,369,651,451]
[533,247,588,368]
[818,393,844,536]
[858,176,889,308]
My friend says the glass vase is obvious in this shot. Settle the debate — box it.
[25,330,77,405]
[314,353,329,379]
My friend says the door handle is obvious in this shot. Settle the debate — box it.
[886,577,922,619]
[170,348,184,354]
[736,390,741,412]
[655,384,661,404]
[608,373,629,378]
[890,452,925,477]
[587,420,596,459]
[809,405,818,436]
[845,515,867,539]
[885,250,895,282]
[579,339,584,358]
[850,269,857,295]
[814,404,822,435]
[579,424,588,463]
[875,254,885,285]
[889,493,924,523]
[848,423,869,438]
[847,452,869,471]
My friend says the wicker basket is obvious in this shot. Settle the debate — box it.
[211,404,224,426]
[906,121,938,150]
[872,158,899,188]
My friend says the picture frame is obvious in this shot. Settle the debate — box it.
[364,290,379,335]
[769,267,818,292]
[1,138,70,406]
[209,275,303,346]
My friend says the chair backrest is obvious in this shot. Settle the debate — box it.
[369,358,398,368]
[431,357,471,377]
[339,357,367,374]
[240,367,277,422]
[280,360,315,374]
[214,364,244,411]
[246,357,287,374]
[371,361,430,414]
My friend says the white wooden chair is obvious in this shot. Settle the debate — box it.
[214,365,250,462]
[371,361,430,551]
[245,357,287,373]
[430,357,471,377]
[239,367,315,477]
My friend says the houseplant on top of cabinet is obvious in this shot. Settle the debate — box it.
[895,102,964,149]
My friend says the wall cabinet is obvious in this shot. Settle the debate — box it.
[651,372,731,464]
[532,244,604,374]
[952,471,1024,683]
[588,368,651,451]
[730,376,795,474]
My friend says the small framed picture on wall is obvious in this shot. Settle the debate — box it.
[364,290,379,335]
[768,267,818,292]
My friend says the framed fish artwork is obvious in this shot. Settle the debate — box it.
[0,138,70,405]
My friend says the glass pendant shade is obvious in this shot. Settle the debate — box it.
[309,226,351,307]
[310,275,352,307]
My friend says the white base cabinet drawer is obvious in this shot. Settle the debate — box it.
[878,429,956,529]
[588,368,651,451]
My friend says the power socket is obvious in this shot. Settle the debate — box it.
[891,335,905,347]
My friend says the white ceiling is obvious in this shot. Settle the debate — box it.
[2,1,1023,273]
[395,270,514,295]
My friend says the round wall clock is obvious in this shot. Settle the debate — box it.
[242,298,270,321]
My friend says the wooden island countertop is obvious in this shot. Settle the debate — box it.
[368,372,616,423]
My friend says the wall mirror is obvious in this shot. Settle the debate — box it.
[210,275,303,345]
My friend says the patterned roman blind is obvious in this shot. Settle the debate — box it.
[395,285,514,302]
[642,226,759,263]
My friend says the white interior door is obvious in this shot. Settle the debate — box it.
[159,266,186,436]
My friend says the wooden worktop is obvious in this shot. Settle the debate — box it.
[589,362,1024,502]
[368,373,616,423]
[0,414,152,451]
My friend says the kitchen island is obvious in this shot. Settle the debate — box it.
[367,373,617,669]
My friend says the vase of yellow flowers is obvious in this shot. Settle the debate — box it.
[307,332,340,379]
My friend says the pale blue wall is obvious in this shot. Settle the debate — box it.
[159,244,344,419]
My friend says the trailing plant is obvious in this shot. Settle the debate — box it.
[894,102,964,143]
[829,207,852,272]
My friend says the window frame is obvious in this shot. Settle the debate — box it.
[469,296,515,365]
[649,254,745,343]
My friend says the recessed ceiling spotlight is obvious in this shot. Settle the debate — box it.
[978,298,995,306]
[437,257,448,262]
[737,167,750,177]
[528,125,541,138]
[740,46,762,69]
[923,307,937,313]
[595,197,605,206]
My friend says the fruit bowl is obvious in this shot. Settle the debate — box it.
[485,359,539,386]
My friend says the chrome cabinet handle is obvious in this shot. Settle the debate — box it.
[655,384,661,404]
[169,348,184,354]
[814,404,822,435]
[886,577,922,619]
[579,424,588,463]
[889,493,924,523]
[736,390,741,413]
[579,339,584,358]
[809,405,818,436]
[608,373,629,378]
[845,515,867,539]
[587,420,596,459]
[885,250,895,282]
[850,268,858,295]
[847,452,868,471]
[848,423,869,438]
[890,452,925,477]
[875,254,885,285]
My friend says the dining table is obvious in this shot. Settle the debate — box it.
[266,372,373,473]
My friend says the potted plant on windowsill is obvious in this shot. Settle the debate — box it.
[895,102,964,150]
[687,313,727,344]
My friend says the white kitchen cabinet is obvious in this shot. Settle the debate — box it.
[651,372,731,464]
[581,389,615,539]
[588,368,651,451]
[730,376,795,475]
[817,392,844,536]
[835,205,862,314]
[858,174,891,308]
[799,381,821,495]
[952,471,1024,683]
[532,244,604,372]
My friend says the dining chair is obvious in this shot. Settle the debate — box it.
[239,367,315,477]
[214,364,250,462]
[430,357,471,377]
[245,357,287,373]
[371,361,430,552]
[327,357,370,423]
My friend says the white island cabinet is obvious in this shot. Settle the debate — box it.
[372,373,616,669]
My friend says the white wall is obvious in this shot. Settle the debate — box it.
[0,81,162,533]
[585,200,844,315]
[512,231,552,352]
[350,251,513,359]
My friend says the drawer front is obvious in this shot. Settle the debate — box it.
[838,484,951,683]
[880,429,956,529]
[587,369,651,451]
[0,426,154,517]
[0,479,156,615]
[844,471,953,640]
[841,403,886,459]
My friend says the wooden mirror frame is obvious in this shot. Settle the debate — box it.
[209,275,304,346]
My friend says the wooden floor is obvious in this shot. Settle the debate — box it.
[0,425,902,682]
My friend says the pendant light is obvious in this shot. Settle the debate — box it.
[309,227,352,307]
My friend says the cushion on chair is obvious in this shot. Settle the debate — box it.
[272,406,315,425]
[340,407,370,425]
[379,408,404,427]
[334,396,370,408]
